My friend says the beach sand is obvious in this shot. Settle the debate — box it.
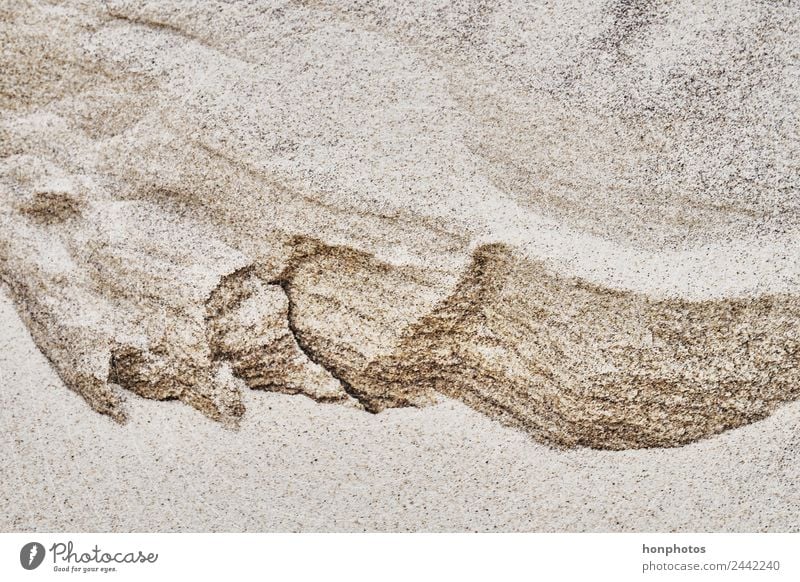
[2,287,799,532]
[1,0,799,530]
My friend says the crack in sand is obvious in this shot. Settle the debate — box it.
[267,277,367,409]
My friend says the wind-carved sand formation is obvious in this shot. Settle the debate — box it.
[1,1,799,449]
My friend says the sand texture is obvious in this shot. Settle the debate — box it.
[1,0,799,530]
[2,288,800,532]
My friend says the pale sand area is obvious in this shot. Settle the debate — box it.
[2,288,799,532]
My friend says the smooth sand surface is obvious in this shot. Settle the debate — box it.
[2,288,799,532]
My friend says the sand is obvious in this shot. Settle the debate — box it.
[1,0,799,530]
[2,287,799,532]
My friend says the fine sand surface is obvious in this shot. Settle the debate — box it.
[2,0,799,530]
[2,288,800,532]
